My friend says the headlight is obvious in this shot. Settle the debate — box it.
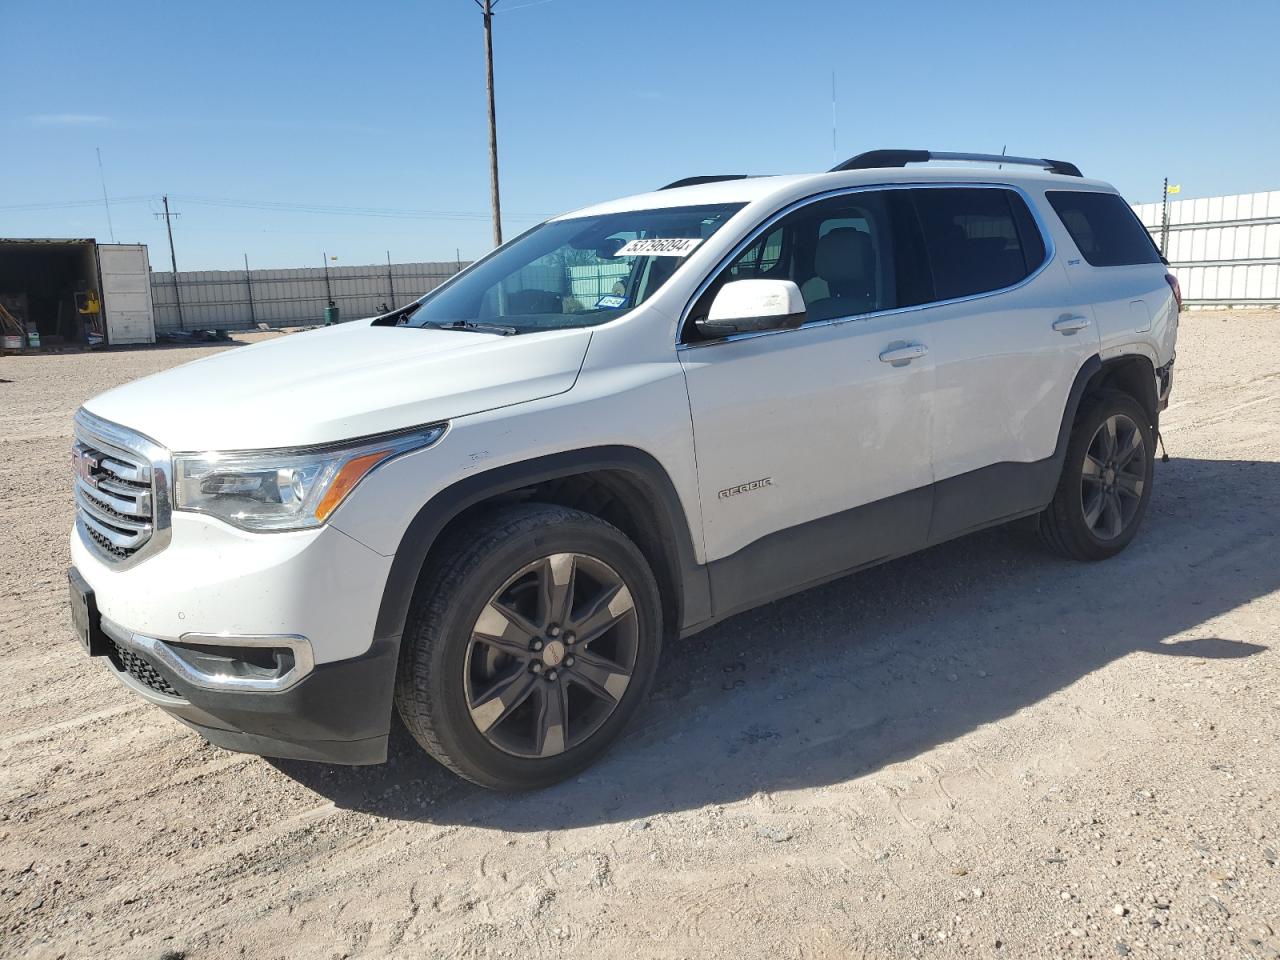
[173,424,447,531]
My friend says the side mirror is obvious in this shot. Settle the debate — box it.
[696,279,806,337]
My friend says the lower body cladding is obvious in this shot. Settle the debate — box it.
[69,513,398,764]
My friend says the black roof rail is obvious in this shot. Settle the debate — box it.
[830,150,1083,178]
[658,174,753,190]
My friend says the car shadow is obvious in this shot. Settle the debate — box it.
[271,455,1275,828]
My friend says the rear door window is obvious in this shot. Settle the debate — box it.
[911,187,1048,300]
[1045,190,1162,267]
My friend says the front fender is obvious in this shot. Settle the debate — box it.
[366,446,711,648]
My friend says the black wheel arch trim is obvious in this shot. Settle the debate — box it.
[1056,353,1104,462]
[372,445,711,648]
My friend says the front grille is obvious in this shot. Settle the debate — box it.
[73,411,169,566]
[109,640,182,698]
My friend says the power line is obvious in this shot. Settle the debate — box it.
[3,193,546,223]
[0,194,543,222]
[0,195,153,212]
[170,194,543,222]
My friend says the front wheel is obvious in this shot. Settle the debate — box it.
[395,504,663,790]
[1038,390,1155,561]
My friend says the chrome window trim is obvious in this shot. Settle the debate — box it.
[101,616,315,694]
[675,181,1057,351]
[74,408,173,569]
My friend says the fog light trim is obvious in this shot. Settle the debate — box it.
[109,627,315,693]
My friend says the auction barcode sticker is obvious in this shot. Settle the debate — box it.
[615,237,704,257]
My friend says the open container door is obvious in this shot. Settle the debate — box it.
[0,238,100,346]
[98,243,156,345]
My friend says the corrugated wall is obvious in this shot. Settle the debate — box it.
[149,260,467,332]
[1132,191,1280,306]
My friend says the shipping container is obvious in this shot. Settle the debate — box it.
[0,238,156,348]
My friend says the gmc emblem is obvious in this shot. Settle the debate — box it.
[73,447,98,485]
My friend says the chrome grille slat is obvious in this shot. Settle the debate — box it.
[81,520,132,560]
[78,510,150,549]
[75,486,152,536]
[73,410,171,568]
[75,474,152,518]
[96,476,149,498]
[98,455,150,485]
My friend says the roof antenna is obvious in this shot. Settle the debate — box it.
[96,147,116,243]
[998,144,1006,171]
[831,71,838,166]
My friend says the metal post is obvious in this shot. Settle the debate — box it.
[1160,177,1170,257]
[161,195,186,331]
[322,252,333,305]
[386,250,395,310]
[244,253,257,327]
[482,0,503,247]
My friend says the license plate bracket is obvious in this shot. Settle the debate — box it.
[68,567,108,657]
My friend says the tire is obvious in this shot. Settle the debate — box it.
[394,503,663,790]
[1038,389,1155,561]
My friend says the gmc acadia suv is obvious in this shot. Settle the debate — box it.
[68,149,1179,790]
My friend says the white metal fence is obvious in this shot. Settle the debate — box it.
[149,259,467,332]
[1132,190,1280,307]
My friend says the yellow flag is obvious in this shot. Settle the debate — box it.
[1167,184,1181,194]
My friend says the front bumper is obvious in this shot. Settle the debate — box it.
[70,511,401,764]
[95,614,398,764]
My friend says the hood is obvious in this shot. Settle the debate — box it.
[83,320,592,450]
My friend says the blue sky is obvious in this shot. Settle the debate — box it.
[3,0,1277,271]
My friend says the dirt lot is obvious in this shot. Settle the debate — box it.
[2,313,1278,960]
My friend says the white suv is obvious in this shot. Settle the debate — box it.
[69,150,1179,789]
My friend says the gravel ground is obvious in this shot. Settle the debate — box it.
[1,313,1278,960]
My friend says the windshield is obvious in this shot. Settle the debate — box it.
[405,203,745,333]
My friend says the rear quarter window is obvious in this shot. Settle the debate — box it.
[1045,191,1162,267]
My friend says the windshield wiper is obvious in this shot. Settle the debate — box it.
[434,320,519,336]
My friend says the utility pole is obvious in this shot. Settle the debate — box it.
[155,196,185,330]
[244,253,257,327]
[478,0,503,247]
[1160,177,1170,257]
[386,250,396,310]
[322,253,336,325]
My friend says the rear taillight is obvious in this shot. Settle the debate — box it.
[1165,273,1182,312]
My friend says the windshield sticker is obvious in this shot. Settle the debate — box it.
[595,295,628,309]
[615,237,704,257]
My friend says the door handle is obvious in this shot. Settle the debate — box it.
[878,343,929,366]
[1053,314,1091,334]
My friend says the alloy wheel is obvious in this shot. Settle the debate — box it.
[463,553,639,758]
[1080,413,1146,541]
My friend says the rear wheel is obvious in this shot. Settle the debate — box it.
[1038,390,1155,561]
[395,503,662,790]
